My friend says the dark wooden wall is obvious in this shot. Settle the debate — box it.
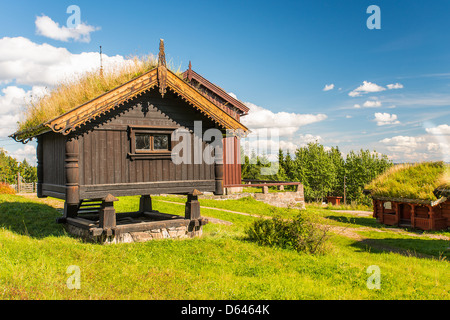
[41,132,66,198]
[76,89,219,198]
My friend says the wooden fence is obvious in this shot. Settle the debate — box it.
[10,173,37,193]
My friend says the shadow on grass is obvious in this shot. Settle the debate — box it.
[0,201,65,239]
[351,238,450,260]
[325,215,380,228]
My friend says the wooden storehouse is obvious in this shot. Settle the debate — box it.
[10,40,249,243]
[364,162,450,231]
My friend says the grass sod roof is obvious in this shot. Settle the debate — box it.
[15,55,162,137]
[364,161,450,202]
[12,52,249,142]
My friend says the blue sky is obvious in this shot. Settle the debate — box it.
[0,0,449,164]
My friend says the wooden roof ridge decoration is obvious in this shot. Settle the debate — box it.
[183,62,250,115]
[10,40,249,143]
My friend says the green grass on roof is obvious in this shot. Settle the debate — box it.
[17,55,181,133]
[365,161,450,201]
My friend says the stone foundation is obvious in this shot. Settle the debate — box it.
[65,222,203,244]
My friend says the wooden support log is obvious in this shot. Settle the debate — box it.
[139,195,152,213]
[185,189,202,220]
[62,203,78,220]
[99,194,118,236]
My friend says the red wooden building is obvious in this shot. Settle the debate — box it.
[368,194,450,231]
[182,62,249,189]
[364,162,450,231]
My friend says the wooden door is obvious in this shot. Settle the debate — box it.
[399,204,411,221]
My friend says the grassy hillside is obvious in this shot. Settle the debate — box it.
[0,194,449,300]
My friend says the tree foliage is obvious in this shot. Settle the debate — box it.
[0,148,37,184]
[241,142,392,205]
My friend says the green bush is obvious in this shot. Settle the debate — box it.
[245,213,329,254]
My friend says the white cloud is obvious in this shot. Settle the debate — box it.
[349,81,386,97]
[425,124,450,135]
[295,134,323,146]
[0,85,47,116]
[0,85,49,138]
[241,102,327,137]
[9,144,37,164]
[427,142,440,152]
[353,104,361,109]
[363,100,382,108]
[374,112,400,126]
[380,135,425,153]
[345,115,352,118]
[323,84,334,91]
[35,15,100,43]
[386,83,404,90]
[0,37,129,87]
[0,114,20,137]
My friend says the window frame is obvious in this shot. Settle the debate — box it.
[128,125,177,160]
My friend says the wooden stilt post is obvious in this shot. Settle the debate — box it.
[99,194,118,236]
[139,195,152,213]
[185,189,205,237]
[185,189,203,220]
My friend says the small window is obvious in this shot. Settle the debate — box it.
[135,133,169,152]
[128,126,176,160]
[135,133,151,151]
[153,134,169,150]
[383,202,392,210]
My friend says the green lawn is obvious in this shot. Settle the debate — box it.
[0,194,449,300]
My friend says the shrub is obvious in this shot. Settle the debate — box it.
[245,213,329,254]
[0,183,16,195]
